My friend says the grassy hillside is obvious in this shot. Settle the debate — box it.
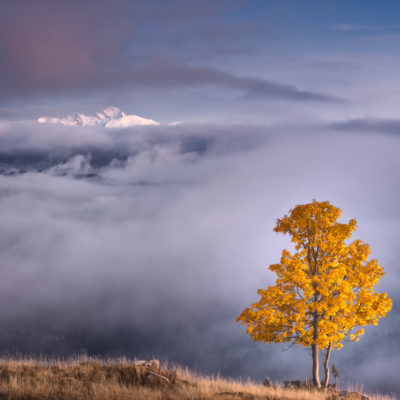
[0,357,394,400]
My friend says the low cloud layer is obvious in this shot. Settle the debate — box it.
[0,120,398,394]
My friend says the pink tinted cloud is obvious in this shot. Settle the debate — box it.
[0,1,130,94]
[2,19,95,83]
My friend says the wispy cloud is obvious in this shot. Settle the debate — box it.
[332,23,400,32]
[330,117,400,134]
[129,62,341,102]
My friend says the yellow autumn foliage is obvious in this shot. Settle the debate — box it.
[237,200,392,351]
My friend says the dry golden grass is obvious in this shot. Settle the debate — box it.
[0,356,394,400]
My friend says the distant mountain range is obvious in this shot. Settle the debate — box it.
[38,106,159,128]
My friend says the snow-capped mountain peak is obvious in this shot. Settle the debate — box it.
[102,106,126,119]
[38,107,159,128]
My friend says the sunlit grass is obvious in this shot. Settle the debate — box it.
[0,356,394,400]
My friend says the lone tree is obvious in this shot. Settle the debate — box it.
[237,200,392,389]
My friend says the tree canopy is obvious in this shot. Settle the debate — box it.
[237,200,392,388]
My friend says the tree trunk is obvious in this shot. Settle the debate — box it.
[312,308,321,389]
[323,344,332,389]
[312,344,321,388]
